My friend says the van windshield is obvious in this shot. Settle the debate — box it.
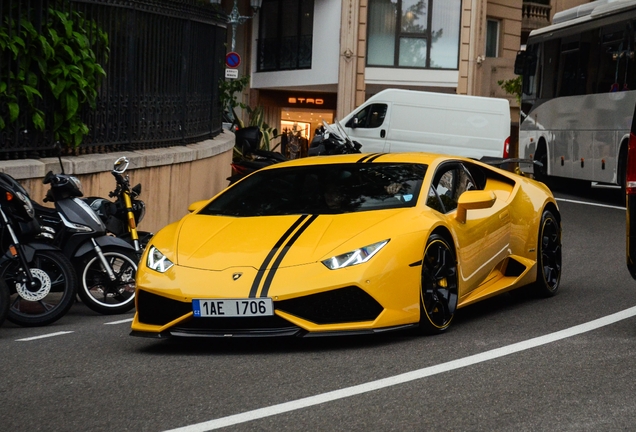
[200,163,427,217]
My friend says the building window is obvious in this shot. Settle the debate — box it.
[486,19,500,58]
[367,0,461,69]
[257,0,314,72]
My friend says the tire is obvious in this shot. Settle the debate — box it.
[534,145,549,185]
[77,247,138,315]
[618,144,628,200]
[532,210,562,297]
[419,234,458,335]
[2,250,77,327]
[0,278,9,327]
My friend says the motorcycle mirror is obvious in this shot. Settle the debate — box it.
[113,157,129,174]
[53,141,65,174]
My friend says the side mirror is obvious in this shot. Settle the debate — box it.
[114,157,129,174]
[514,50,526,75]
[456,190,496,224]
[188,200,208,213]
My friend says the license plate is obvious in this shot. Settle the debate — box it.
[192,298,274,318]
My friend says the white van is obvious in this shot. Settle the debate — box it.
[340,89,511,160]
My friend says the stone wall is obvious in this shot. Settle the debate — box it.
[0,132,235,234]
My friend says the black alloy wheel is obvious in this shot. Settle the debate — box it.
[533,209,562,297]
[419,234,458,335]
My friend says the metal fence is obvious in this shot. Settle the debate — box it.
[0,0,227,159]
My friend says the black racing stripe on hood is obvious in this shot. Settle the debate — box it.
[248,214,309,298]
[365,153,385,163]
[260,214,319,298]
[356,154,379,163]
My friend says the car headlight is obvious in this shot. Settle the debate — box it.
[322,240,389,270]
[147,246,174,273]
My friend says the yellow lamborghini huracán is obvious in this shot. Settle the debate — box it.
[131,153,561,338]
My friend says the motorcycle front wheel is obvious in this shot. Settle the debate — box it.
[2,250,77,327]
[0,278,9,327]
[78,247,138,315]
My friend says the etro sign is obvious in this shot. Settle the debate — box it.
[258,90,337,110]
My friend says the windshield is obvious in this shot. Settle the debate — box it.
[201,163,427,217]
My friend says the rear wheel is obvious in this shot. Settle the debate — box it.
[532,210,562,297]
[2,250,77,327]
[419,234,458,335]
[533,144,548,185]
[78,247,138,315]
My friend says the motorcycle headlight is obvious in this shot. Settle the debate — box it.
[69,176,83,196]
[322,240,389,270]
[147,246,174,273]
[134,200,146,224]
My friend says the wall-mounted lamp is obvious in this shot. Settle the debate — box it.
[210,0,263,52]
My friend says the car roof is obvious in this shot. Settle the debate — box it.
[262,152,461,170]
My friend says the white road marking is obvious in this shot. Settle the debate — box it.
[16,331,74,342]
[163,306,636,432]
[556,197,625,210]
[104,318,133,325]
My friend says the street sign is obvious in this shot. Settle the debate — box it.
[225,52,241,68]
[225,68,239,79]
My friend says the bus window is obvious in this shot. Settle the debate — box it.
[522,44,539,97]
[583,29,600,94]
[557,37,587,97]
[597,24,627,93]
[626,22,636,91]
[541,39,559,99]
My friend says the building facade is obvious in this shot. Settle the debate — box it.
[220,0,586,146]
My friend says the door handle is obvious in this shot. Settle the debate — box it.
[380,129,386,138]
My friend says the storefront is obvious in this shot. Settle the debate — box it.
[258,90,337,158]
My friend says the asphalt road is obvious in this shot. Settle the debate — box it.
[1,184,635,432]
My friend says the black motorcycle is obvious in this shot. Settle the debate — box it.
[83,157,153,255]
[0,173,77,327]
[35,171,138,315]
[228,126,287,184]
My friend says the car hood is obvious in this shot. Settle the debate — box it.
[175,212,407,271]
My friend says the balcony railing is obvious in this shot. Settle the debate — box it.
[522,1,552,33]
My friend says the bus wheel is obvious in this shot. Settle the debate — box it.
[534,145,548,184]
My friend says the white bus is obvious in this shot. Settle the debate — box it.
[516,0,636,191]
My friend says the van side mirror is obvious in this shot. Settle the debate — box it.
[188,200,208,213]
[456,190,496,224]
[346,117,359,129]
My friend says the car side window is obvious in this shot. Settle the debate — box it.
[426,164,478,214]
[346,104,387,128]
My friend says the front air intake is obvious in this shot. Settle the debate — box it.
[276,286,383,325]
[137,290,192,326]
